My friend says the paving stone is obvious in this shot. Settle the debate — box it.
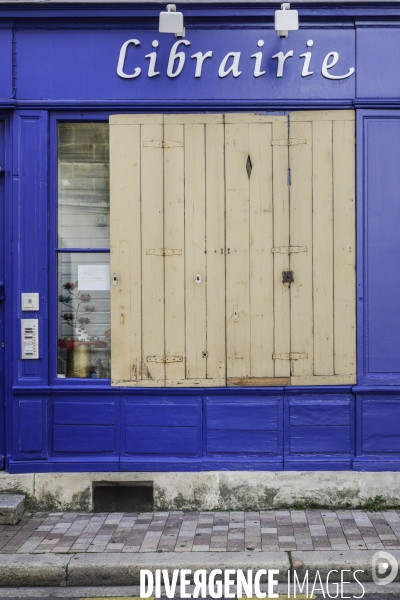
[1,509,400,554]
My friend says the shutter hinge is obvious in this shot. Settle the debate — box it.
[271,138,307,146]
[147,356,184,363]
[272,246,307,254]
[273,353,308,360]
[146,249,182,256]
[143,140,183,148]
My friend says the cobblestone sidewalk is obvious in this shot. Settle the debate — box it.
[0,510,399,555]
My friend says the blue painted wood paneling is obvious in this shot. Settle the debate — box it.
[51,397,118,457]
[365,118,400,375]
[357,28,400,100]
[207,430,278,454]
[0,119,6,468]
[13,111,48,386]
[126,426,198,456]
[125,403,197,427]
[284,395,355,470]
[358,396,400,454]
[207,404,278,430]
[362,412,400,453]
[8,389,400,473]
[14,397,47,460]
[121,397,202,462]
[354,393,400,470]
[53,425,114,453]
[289,404,351,426]
[290,426,351,453]
[204,396,283,469]
[0,29,13,100]
[54,401,115,425]
[19,399,42,452]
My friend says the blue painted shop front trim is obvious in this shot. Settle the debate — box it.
[2,3,400,474]
[9,387,399,473]
[5,387,364,473]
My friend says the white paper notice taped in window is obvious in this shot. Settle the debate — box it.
[78,264,110,291]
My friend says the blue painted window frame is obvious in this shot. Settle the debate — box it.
[49,111,113,388]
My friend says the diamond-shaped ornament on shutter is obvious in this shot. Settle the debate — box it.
[246,155,252,179]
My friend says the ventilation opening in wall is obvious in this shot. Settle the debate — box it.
[92,481,153,512]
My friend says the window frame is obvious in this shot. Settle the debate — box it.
[50,112,112,387]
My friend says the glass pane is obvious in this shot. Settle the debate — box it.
[57,253,111,379]
[58,123,109,249]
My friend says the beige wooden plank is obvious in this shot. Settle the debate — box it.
[110,114,163,126]
[114,378,233,387]
[225,114,287,124]
[289,120,314,379]
[313,120,334,375]
[249,123,274,377]
[205,123,226,381]
[166,379,225,387]
[164,123,186,382]
[228,377,290,386]
[333,119,356,376]
[225,123,251,378]
[110,124,141,385]
[141,122,165,383]
[184,123,207,380]
[291,375,356,385]
[290,110,355,122]
[111,379,166,387]
[165,114,223,124]
[272,120,291,378]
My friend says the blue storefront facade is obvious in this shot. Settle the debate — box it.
[1,0,400,483]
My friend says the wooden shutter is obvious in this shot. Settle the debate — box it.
[111,111,356,388]
[287,110,356,385]
[110,114,225,387]
[225,114,290,386]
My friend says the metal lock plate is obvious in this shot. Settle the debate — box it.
[282,270,294,283]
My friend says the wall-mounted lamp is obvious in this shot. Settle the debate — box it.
[275,3,299,38]
[159,4,185,38]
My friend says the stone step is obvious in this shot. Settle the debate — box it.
[0,494,26,525]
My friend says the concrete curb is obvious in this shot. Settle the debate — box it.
[67,551,290,586]
[2,550,399,587]
[292,550,400,582]
[0,554,73,586]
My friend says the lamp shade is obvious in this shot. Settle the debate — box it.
[274,8,299,32]
[159,10,184,34]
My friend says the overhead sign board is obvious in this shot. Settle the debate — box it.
[16,28,355,102]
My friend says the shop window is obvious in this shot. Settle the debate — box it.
[57,123,111,379]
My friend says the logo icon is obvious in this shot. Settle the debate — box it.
[372,551,398,585]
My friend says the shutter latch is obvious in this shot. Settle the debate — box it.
[273,353,308,360]
[147,356,184,363]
